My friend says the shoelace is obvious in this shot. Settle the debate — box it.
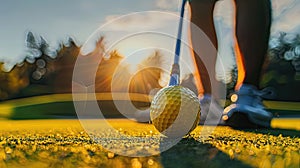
[248,87,276,108]
[230,86,276,107]
[252,87,276,99]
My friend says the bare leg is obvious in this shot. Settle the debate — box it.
[234,0,271,88]
[189,0,225,125]
[190,0,218,95]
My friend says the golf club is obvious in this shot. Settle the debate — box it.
[169,0,189,86]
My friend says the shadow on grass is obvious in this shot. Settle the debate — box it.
[159,138,251,168]
[9,100,149,120]
[241,128,300,138]
[10,101,77,120]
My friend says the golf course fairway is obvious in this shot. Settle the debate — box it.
[0,119,299,168]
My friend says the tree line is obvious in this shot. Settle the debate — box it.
[1,31,299,101]
[0,32,165,101]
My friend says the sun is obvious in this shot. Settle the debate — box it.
[119,47,155,74]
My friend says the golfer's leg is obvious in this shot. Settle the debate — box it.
[190,0,218,95]
[223,0,273,128]
[235,0,271,88]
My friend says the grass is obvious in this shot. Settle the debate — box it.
[0,119,299,168]
[0,94,299,167]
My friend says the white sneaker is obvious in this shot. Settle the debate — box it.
[199,94,224,125]
[223,84,274,128]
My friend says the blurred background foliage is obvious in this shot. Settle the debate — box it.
[0,32,165,101]
[0,31,299,101]
[262,32,300,101]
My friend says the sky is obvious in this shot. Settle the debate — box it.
[0,0,300,78]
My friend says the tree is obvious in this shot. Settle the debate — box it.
[95,50,131,93]
[0,63,29,100]
[52,37,80,93]
[129,51,164,95]
[0,33,166,101]
[261,32,300,101]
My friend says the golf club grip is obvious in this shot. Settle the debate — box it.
[169,0,188,86]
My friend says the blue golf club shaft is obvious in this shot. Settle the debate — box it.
[169,0,188,86]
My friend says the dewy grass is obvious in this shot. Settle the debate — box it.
[0,119,299,168]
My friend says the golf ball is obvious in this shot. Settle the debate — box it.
[150,85,200,138]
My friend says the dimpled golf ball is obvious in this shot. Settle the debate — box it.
[150,85,200,138]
